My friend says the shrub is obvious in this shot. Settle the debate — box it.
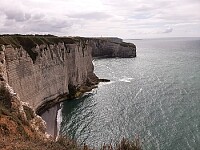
[0,84,12,109]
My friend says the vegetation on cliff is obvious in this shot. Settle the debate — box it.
[0,34,139,149]
[0,85,142,150]
[0,35,76,63]
[0,34,136,63]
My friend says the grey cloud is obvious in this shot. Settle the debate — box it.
[27,18,73,32]
[4,9,31,22]
[3,19,16,27]
[0,0,199,38]
[0,0,72,34]
[135,5,154,12]
[32,14,45,20]
[163,27,173,33]
[0,12,73,34]
[68,12,111,20]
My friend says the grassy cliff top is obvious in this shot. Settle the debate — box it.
[0,34,136,62]
[0,35,78,63]
[0,34,76,48]
[0,34,135,48]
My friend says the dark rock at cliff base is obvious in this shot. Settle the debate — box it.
[98,79,111,82]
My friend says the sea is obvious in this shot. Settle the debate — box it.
[58,37,200,149]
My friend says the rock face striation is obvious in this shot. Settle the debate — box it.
[89,37,136,58]
[0,35,136,113]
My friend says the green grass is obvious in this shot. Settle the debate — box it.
[0,123,9,135]
[0,100,142,150]
[0,35,78,63]
[23,105,35,121]
[119,42,136,48]
[0,85,12,109]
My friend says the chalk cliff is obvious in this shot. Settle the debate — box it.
[0,35,136,113]
[91,39,136,58]
[75,37,136,58]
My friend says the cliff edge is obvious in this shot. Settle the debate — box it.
[75,37,136,58]
[0,35,136,113]
[0,35,139,149]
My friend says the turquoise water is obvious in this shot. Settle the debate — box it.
[60,37,200,149]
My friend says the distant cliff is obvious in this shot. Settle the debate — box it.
[90,38,136,58]
[74,37,136,58]
[0,35,136,113]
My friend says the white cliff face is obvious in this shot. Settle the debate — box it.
[3,38,97,111]
[0,45,8,82]
[88,38,136,58]
[0,46,48,139]
[0,35,136,139]
[0,36,136,113]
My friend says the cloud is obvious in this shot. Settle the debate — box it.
[0,0,30,22]
[32,14,45,20]
[163,27,173,33]
[68,12,111,20]
[4,9,31,22]
[27,18,72,32]
[0,0,199,38]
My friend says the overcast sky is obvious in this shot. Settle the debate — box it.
[0,0,200,38]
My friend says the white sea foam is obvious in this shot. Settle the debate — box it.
[98,81,115,87]
[119,77,134,83]
[133,88,142,100]
[56,103,63,140]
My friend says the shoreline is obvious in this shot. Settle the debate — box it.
[36,78,110,115]
[39,78,110,137]
[40,103,61,139]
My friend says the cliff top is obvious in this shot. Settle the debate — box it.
[0,35,77,63]
[0,35,76,48]
[0,34,135,47]
[0,34,136,62]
